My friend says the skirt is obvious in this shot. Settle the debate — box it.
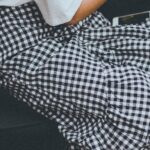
[0,2,150,150]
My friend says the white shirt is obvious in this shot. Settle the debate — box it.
[0,0,82,26]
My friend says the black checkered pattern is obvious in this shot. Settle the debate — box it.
[0,2,150,150]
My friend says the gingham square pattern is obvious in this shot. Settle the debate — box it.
[0,2,150,150]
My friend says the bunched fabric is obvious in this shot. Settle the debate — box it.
[0,2,150,150]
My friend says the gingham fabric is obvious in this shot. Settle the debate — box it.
[0,2,150,150]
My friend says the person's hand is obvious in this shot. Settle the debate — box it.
[68,0,107,25]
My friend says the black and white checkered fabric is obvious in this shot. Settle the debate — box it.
[0,2,150,150]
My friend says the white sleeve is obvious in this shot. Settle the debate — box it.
[35,0,82,26]
[0,0,32,6]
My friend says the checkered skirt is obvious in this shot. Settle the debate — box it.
[0,2,150,150]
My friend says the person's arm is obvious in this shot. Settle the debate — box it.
[68,0,107,25]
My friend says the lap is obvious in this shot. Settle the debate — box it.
[0,1,150,149]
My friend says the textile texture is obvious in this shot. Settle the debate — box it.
[0,2,150,150]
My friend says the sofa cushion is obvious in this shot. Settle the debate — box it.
[0,88,67,150]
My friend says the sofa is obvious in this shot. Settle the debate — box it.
[1,0,150,150]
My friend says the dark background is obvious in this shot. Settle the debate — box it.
[101,0,150,21]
